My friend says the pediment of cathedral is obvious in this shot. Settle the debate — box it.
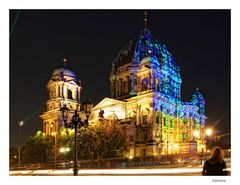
[92,97,125,111]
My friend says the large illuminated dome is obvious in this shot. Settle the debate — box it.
[110,27,182,102]
[115,28,178,70]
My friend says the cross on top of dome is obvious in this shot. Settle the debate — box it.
[144,11,148,30]
[63,57,68,67]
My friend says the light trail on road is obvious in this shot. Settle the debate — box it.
[9,167,231,176]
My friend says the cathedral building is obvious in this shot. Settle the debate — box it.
[40,13,207,159]
[88,13,207,158]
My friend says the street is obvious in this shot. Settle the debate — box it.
[9,158,230,176]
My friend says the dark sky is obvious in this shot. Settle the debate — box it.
[10,10,230,147]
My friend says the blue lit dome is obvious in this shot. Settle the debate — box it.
[52,67,76,78]
[115,29,178,70]
[51,65,79,84]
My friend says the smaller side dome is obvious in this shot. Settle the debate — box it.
[50,58,79,84]
[52,67,77,79]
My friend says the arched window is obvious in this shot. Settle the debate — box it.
[142,78,148,91]
[67,89,73,99]
[49,122,54,134]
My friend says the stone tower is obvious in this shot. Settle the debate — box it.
[40,58,81,135]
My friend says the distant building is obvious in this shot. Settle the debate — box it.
[89,13,207,158]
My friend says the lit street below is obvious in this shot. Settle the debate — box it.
[10,159,231,176]
[9,167,231,176]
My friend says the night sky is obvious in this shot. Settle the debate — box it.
[10,10,230,147]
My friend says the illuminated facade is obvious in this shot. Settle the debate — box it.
[89,15,207,158]
[40,58,81,135]
[40,14,207,158]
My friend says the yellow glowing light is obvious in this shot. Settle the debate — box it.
[178,159,181,162]
[66,147,70,152]
[193,130,200,137]
[161,152,165,155]
[51,132,56,136]
[173,144,179,148]
[14,155,17,159]
[59,147,65,153]
[206,129,212,136]
[19,121,24,126]
[60,147,70,153]
[129,155,133,160]
[207,150,210,153]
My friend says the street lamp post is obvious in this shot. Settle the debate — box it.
[18,121,24,167]
[60,99,93,176]
[194,128,212,165]
[201,127,204,165]
[203,128,212,164]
